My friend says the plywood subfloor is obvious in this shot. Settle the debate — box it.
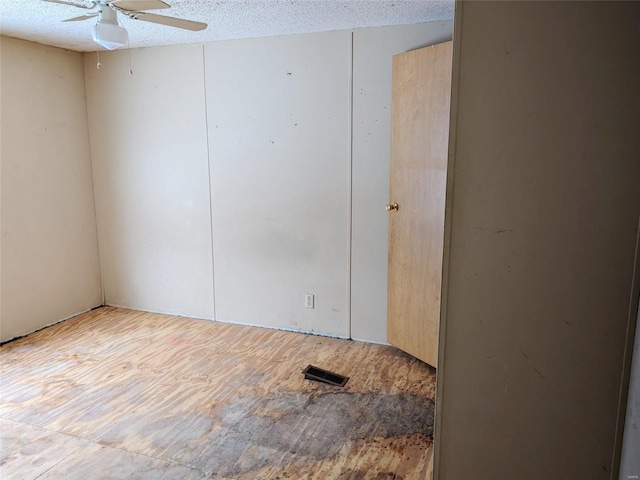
[0,307,435,479]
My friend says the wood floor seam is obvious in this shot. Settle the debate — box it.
[31,449,79,480]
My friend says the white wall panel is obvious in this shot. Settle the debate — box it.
[205,32,351,337]
[351,22,453,343]
[1,36,102,341]
[85,44,214,319]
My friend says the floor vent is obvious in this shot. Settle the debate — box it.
[302,365,349,387]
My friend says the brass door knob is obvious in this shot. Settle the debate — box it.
[385,203,399,212]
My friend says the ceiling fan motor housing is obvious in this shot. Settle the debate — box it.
[91,5,128,50]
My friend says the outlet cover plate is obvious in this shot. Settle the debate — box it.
[305,294,314,309]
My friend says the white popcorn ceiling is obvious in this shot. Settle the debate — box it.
[0,0,454,52]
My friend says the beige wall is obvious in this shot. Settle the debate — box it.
[84,22,452,341]
[0,36,102,342]
[436,2,640,479]
[205,31,351,336]
[2,23,453,342]
[84,44,214,320]
[351,22,452,343]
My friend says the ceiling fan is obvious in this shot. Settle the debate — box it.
[43,0,207,50]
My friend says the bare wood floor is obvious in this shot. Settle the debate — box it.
[0,307,435,479]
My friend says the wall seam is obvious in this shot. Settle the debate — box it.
[81,50,106,306]
[347,31,354,340]
[202,44,217,320]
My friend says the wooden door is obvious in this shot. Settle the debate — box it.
[387,41,453,368]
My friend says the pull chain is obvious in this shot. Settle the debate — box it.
[127,39,133,75]
[121,16,133,75]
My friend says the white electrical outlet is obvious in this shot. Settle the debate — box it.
[305,294,315,309]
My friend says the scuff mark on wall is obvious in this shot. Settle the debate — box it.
[521,351,548,383]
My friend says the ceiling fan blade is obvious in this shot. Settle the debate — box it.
[62,13,98,22]
[111,0,170,11]
[126,12,207,31]
[42,0,94,9]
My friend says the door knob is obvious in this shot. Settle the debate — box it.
[385,203,399,212]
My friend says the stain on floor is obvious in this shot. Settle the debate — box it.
[0,307,436,479]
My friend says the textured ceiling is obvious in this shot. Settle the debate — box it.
[0,0,454,52]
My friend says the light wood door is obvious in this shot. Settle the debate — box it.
[387,41,453,368]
